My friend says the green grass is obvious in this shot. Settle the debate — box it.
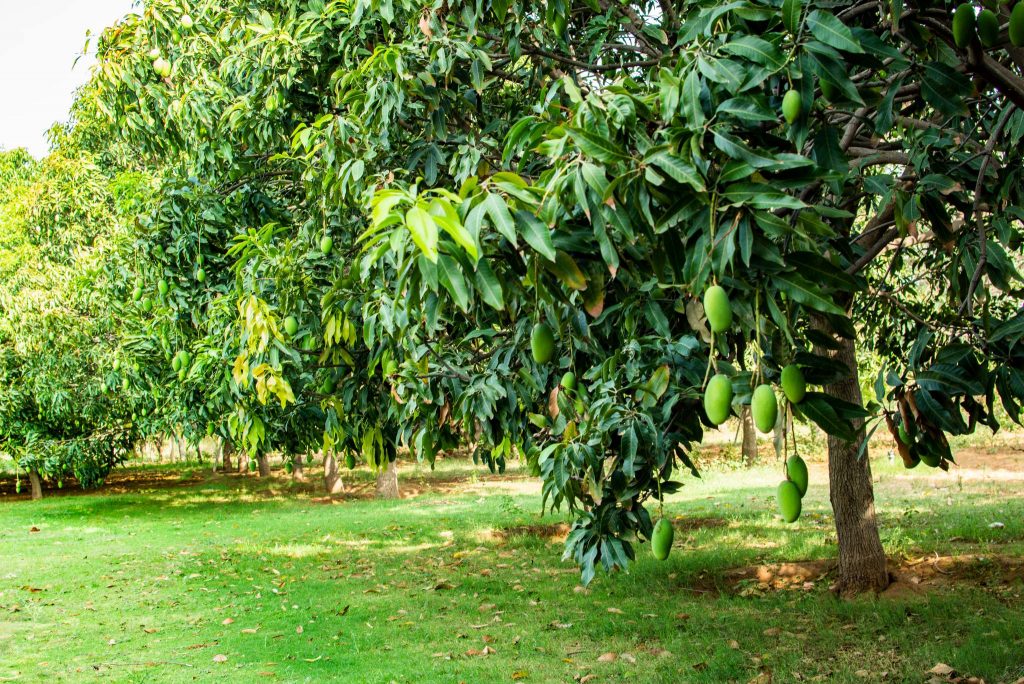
[2,452,1024,683]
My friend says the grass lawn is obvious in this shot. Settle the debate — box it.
[2,438,1024,683]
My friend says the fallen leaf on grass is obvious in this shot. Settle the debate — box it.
[296,626,303,634]
[466,646,496,656]
[620,653,636,664]
[597,652,617,663]
[142,628,157,634]
[763,627,781,637]
[222,618,234,625]
[928,664,955,677]
[212,654,228,663]
[578,675,597,684]
[29,527,40,533]
[728,640,740,649]
[511,671,528,680]
[607,607,623,614]
[241,628,259,634]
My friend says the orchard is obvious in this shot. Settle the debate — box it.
[1,0,1024,680]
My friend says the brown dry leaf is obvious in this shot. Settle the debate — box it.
[433,581,455,591]
[607,607,623,614]
[620,653,636,664]
[511,671,529,681]
[479,603,496,612]
[728,640,740,650]
[928,664,956,677]
[241,628,259,634]
[482,635,495,643]
[29,526,40,533]
[418,12,433,38]
[578,676,598,684]
[573,586,589,595]
[296,625,304,634]
[597,652,617,663]
[212,654,228,663]
[549,621,572,630]
[142,628,158,634]
[748,672,772,684]
[222,618,234,625]
[763,627,781,637]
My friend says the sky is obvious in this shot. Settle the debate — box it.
[0,0,138,158]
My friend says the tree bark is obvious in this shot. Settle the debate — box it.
[323,452,344,494]
[29,468,42,500]
[740,406,757,465]
[818,324,889,594]
[256,453,271,478]
[292,453,306,482]
[375,458,399,499]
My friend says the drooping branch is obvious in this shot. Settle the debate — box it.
[958,105,1015,317]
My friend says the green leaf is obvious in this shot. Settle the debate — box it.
[437,255,470,311]
[772,272,846,315]
[545,250,588,290]
[647,151,706,191]
[474,259,505,310]
[782,0,802,33]
[483,193,518,246]
[405,204,439,262]
[807,10,863,53]
[515,210,557,262]
[795,392,858,441]
[721,36,786,72]
[566,127,629,163]
[921,62,969,116]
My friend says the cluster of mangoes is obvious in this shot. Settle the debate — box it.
[952,2,1024,48]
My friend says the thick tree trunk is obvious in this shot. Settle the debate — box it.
[740,406,757,465]
[323,452,344,494]
[818,326,889,594]
[375,459,399,500]
[292,453,306,482]
[222,440,234,473]
[29,468,42,500]
[256,453,271,478]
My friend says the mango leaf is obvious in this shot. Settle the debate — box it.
[545,250,588,290]
[515,210,557,261]
[566,127,629,163]
[782,0,802,33]
[794,392,858,442]
[483,192,518,246]
[772,272,846,315]
[721,36,786,72]
[474,259,505,310]
[405,204,439,262]
[437,255,470,311]
[807,10,863,53]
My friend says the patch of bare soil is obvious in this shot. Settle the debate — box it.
[702,554,1024,599]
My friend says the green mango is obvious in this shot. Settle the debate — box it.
[284,316,299,336]
[651,518,674,561]
[346,452,357,469]
[952,3,976,47]
[782,89,802,125]
[157,279,169,297]
[560,371,576,391]
[787,455,808,497]
[780,364,806,404]
[530,322,555,364]
[196,268,206,283]
[977,8,1000,45]
[751,384,778,433]
[703,285,732,333]
[704,374,734,425]
[777,480,802,523]
[320,235,334,254]
[1011,2,1024,45]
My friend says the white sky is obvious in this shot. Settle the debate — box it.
[0,0,139,158]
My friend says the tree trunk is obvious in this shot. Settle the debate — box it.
[222,440,234,473]
[323,452,344,494]
[375,458,399,499]
[292,453,306,482]
[29,468,42,500]
[256,453,271,478]
[740,406,757,466]
[818,324,889,594]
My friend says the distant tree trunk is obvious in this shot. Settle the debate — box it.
[256,453,271,478]
[375,459,399,499]
[323,452,344,494]
[740,406,757,466]
[29,468,42,500]
[292,453,306,482]
[816,319,889,595]
[222,440,234,473]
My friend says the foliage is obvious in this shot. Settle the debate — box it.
[70,0,1024,582]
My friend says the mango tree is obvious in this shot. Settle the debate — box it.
[82,0,1024,593]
